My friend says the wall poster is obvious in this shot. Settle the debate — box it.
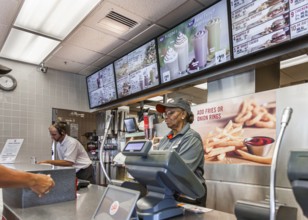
[191,90,276,165]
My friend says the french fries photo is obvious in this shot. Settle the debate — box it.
[203,120,246,161]
[234,99,276,128]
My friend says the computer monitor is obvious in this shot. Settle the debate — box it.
[123,117,139,133]
[91,185,140,220]
[124,140,205,220]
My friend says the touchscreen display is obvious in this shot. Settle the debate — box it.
[92,186,138,220]
[124,142,145,152]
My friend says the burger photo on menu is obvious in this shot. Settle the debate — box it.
[270,28,290,44]
[267,1,288,19]
[271,14,289,32]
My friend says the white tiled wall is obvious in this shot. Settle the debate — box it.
[0,58,90,162]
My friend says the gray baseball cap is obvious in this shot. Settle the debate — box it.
[156,98,192,114]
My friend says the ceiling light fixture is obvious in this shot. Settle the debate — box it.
[0,28,60,65]
[14,0,100,40]
[280,54,308,69]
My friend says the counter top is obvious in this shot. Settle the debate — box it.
[3,185,236,220]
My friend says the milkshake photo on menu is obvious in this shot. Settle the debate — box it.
[157,0,231,84]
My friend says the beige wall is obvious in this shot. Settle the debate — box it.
[0,58,89,163]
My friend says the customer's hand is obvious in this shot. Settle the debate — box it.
[29,174,55,197]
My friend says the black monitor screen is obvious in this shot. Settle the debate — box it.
[123,118,138,133]
[157,0,231,84]
[86,64,117,109]
[231,0,308,59]
[114,39,160,98]
[92,185,139,220]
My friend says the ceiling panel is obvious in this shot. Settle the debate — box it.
[83,1,151,40]
[67,26,125,54]
[79,65,101,76]
[45,55,87,74]
[0,0,24,50]
[52,43,102,65]
[107,0,187,22]
[107,41,137,58]
[92,55,116,68]
[129,24,167,45]
[156,0,204,28]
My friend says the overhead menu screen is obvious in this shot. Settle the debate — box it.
[86,64,117,109]
[157,0,231,84]
[289,0,308,39]
[114,40,159,98]
[231,0,308,59]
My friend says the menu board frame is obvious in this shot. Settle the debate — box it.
[157,0,232,84]
[114,39,160,99]
[86,63,118,109]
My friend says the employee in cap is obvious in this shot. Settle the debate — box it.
[156,98,207,206]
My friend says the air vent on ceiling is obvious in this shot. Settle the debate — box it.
[98,11,138,34]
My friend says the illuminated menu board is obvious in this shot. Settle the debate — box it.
[157,0,231,83]
[231,0,308,58]
[86,64,117,109]
[114,39,159,98]
[289,0,308,39]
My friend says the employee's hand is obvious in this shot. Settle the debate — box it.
[29,173,55,197]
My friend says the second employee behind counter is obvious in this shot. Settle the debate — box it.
[155,98,207,207]
[37,122,95,184]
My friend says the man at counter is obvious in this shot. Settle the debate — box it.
[155,98,207,206]
[0,164,55,197]
[37,122,94,183]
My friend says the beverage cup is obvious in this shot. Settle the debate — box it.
[174,32,189,73]
[164,47,180,80]
[207,18,221,55]
[194,29,209,68]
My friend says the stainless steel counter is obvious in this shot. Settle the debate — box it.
[3,184,236,220]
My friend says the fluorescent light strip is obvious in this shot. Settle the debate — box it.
[194,82,208,90]
[280,54,308,69]
[147,96,163,101]
[0,28,60,65]
[14,0,100,40]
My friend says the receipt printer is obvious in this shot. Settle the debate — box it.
[288,150,308,217]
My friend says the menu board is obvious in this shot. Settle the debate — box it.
[86,64,117,109]
[289,0,308,39]
[231,0,308,58]
[157,0,231,84]
[114,40,159,98]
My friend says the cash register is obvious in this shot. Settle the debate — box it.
[123,140,205,220]
[288,150,308,218]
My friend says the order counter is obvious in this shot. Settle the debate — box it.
[2,184,236,220]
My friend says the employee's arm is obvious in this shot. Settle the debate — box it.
[37,159,74,166]
[0,165,55,196]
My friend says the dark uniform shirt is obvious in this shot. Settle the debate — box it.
[157,123,205,183]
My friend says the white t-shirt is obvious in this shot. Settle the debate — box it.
[56,135,92,172]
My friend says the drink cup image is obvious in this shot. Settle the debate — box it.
[164,47,180,80]
[193,29,209,68]
[174,32,189,73]
[207,18,221,55]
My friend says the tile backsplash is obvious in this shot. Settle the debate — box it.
[0,59,90,163]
